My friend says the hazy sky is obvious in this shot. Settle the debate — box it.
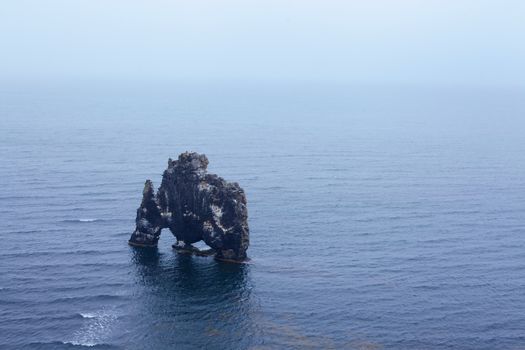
[1,0,524,85]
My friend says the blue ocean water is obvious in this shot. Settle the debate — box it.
[1,82,524,349]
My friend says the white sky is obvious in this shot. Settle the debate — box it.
[0,0,524,86]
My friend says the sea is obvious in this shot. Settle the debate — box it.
[1,81,524,349]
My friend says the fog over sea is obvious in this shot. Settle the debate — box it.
[1,82,524,349]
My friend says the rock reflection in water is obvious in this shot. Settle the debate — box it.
[128,248,256,350]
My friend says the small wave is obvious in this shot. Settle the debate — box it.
[66,340,98,347]
[23,341,120,349]
[51,294,125,304]
[61,219,101,223]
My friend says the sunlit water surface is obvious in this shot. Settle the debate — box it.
[1,83,524,349]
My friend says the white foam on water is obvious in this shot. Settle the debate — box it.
[64,340,98,347]
[69,309,117,347]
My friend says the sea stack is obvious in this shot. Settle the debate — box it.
[129,152,250,262]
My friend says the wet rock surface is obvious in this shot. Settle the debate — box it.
[129,152,250,261]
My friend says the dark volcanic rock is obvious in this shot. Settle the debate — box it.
[129,152,250,261]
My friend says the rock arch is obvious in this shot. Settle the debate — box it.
[128,152,250,262]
